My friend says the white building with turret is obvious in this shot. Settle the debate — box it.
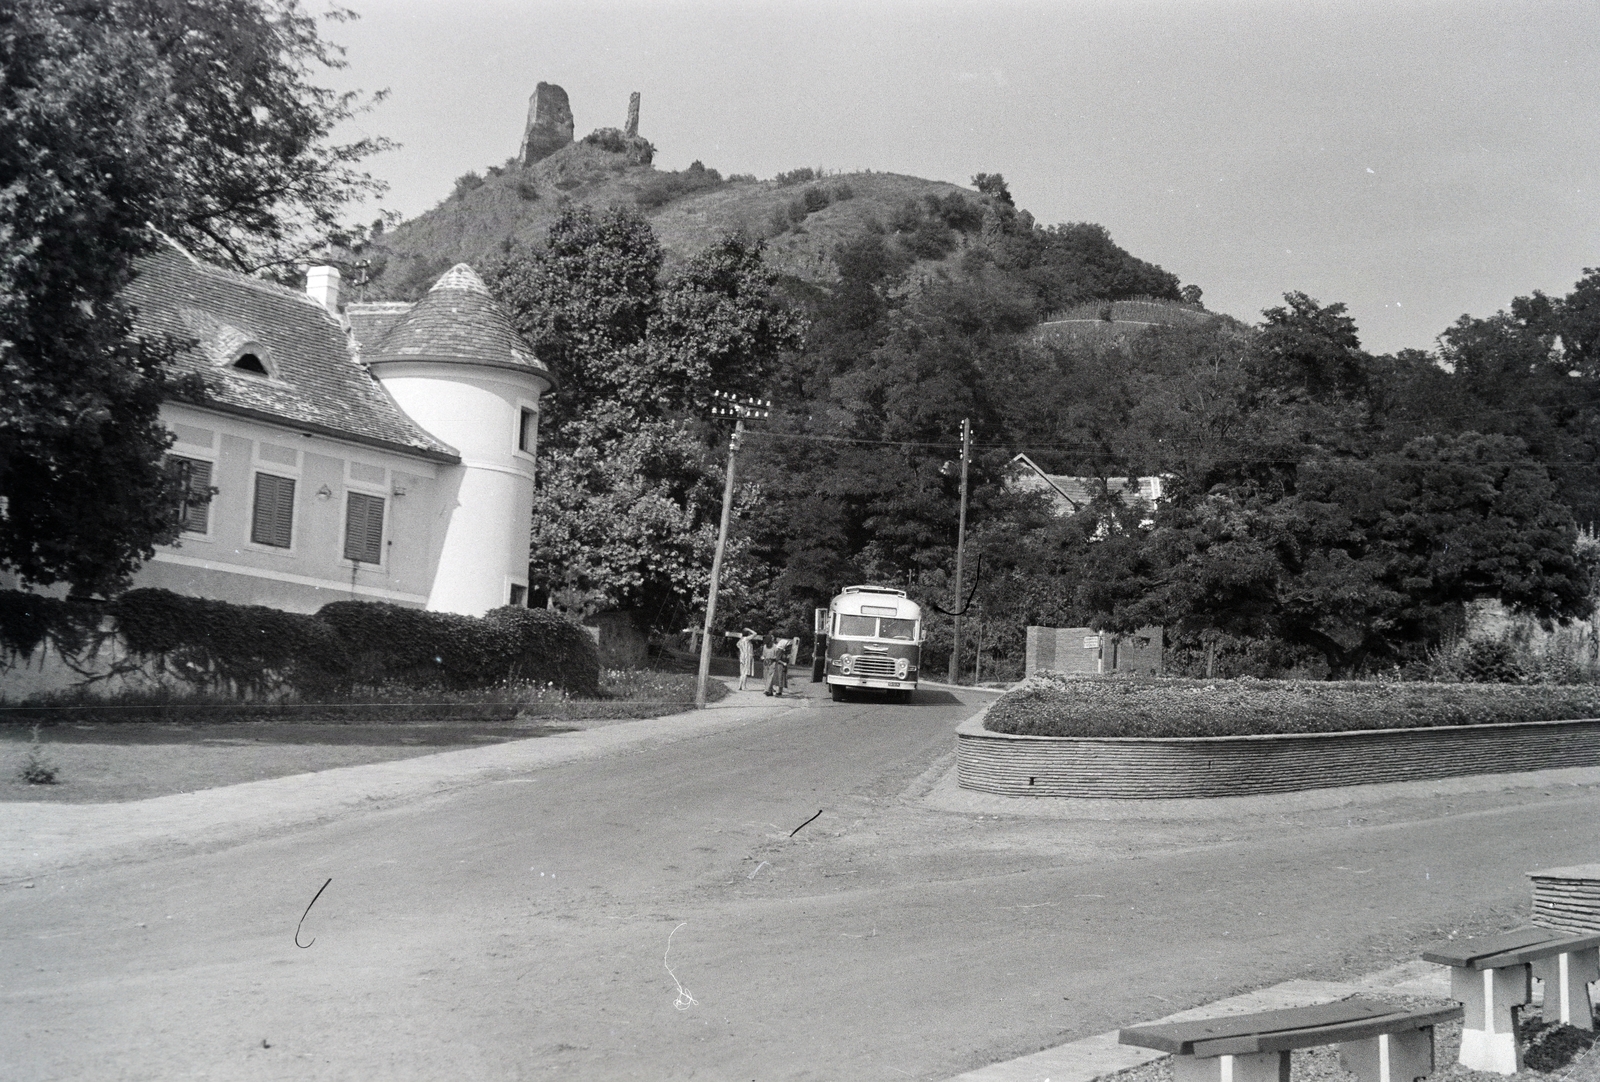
[94,238,555,617]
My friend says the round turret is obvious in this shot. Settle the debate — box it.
[365,264,553,615]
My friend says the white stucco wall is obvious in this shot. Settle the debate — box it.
[144,403,448,613]
[373,362,543,616]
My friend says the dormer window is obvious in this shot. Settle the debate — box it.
[226,340,277,378]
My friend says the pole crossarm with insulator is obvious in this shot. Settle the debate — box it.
[696,391,772,708]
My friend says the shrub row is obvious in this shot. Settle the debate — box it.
[984,671,1600,739]
[3,667,722,724]
[318,601,600,695]
[0,589,600,701]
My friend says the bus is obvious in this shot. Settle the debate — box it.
[823,585,923,702]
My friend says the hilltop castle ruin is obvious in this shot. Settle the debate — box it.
[519,83,643,166]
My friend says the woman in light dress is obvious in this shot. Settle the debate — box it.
[725,627,760,690]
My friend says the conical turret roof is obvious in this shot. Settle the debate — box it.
[363,264,554,386]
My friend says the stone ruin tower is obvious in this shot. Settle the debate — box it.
[519,82,574,165]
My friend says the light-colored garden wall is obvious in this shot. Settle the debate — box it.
[956,712,1600,798]
[1025,626,1163,677]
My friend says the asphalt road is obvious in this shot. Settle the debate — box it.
[5,684,1600,1081]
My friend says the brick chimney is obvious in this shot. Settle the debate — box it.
[305,266,341,313]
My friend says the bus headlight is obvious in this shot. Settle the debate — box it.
[895,658,909,679]
[840,655,853,675]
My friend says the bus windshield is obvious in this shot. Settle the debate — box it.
[835,614,876,637]
[834,614,918,640]
[879,617,917,641]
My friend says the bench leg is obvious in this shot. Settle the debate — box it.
[1172,1050,1289,1082]
[1531,947,1600,1030]
[1337,1026,1435,1082]
[1452,964,1530,1074]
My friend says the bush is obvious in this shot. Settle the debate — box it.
[774,166,819,186]
[634,161,725,209]
[114,589,348,698]
[887,198,922,233]
[984,672,1600,739]
[452,171,484,198]
[801,186,831,213]
[926,191,982,231]
[0,588,602,703]
[903,216,957,260]
[581,128,656,165]
[316,601,600,696]
[16,727,58,784]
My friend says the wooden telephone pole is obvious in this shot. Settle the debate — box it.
[695,392,770,708]
[948,417,971,685]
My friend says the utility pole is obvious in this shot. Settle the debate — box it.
[948,417,971,685]
[695,392,769,708]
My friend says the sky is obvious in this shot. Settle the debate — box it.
[325,0,1600,356]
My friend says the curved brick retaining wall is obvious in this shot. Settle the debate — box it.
[956,713,1600,798]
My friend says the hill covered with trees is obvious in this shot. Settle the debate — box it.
[354,121,1598,683]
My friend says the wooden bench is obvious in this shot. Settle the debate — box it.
[1421,926,1600,1074]
[1119,997,1461,1082]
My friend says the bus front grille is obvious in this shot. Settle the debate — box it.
[849,655,900,678]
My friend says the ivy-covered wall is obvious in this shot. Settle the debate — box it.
[0,589,600,700]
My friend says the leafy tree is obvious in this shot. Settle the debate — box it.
[1250,292,1369,401]
[0,0,388,595]
[489,204,662,439]
[1433,272,1600,527]
[1110,433,1590,677]
[489,208,802,623]
[971,172,1014,206]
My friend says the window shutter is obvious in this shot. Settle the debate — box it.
[344,492,384,563]
[252,473,295,548]
[167,456,213,534]
[184,459,213,533]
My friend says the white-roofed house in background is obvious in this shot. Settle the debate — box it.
[6,239,556,621]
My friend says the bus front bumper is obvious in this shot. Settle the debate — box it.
[826,676,916,690]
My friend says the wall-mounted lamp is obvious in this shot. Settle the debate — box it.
[316,484,333,500]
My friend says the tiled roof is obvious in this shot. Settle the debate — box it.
[344,302,411,357]
[125,242,459,461]
[355,264,555,386]
[1009,454,1162,515]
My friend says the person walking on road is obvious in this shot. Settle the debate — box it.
[725,627,760,691]
[763,634,788,697]
[783,634,801,693]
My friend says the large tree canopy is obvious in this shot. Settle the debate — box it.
[1,0,389,595]
[1114,434,1590,677]
[488,206,803,623]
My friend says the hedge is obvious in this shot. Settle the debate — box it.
[118,588,349,698]
[984,671,1600,739]
[317,601,600,696]
[0,589,600,700]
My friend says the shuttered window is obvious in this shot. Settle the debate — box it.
[251,473,295,548]
[344,491,385,563]
[168,456,213,534]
